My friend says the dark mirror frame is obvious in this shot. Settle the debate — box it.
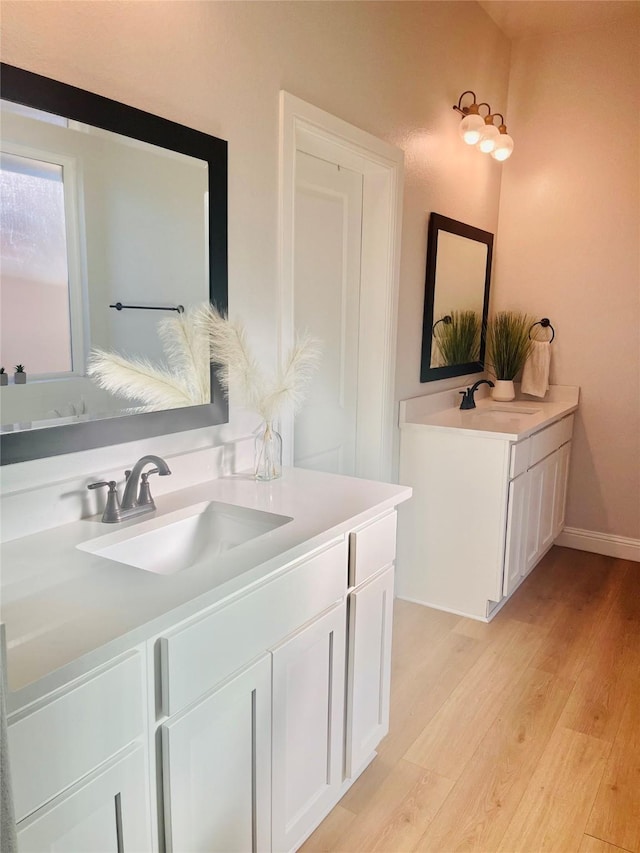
[0,63,228,465]
[420,212,493,383]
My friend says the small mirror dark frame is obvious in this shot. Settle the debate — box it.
[420,212,493,383]
[0,63,228,465]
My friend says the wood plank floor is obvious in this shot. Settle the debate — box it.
[301,546,640,853]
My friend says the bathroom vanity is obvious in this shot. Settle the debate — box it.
[2,467,410,852]
[397,384,579,621]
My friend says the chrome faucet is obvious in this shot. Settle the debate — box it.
[88,454,172,522]
[459,379,495,410]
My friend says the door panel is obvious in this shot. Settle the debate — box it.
[17,745,150,853]
[293,151,363,475]
[503,472,529,596]
[345,566,394,777]
[271,602,346,853]
[162,655,271,853]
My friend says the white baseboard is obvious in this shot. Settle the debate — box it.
[556,527,640,562]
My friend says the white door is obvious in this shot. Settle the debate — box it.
[271,602,346,853]
[17,745,150,852]
[345,565,394,778]
[162,655,272,853]
[293,151,364,475]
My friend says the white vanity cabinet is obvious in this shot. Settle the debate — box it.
[8,650,152,852]
[4,470,410,853]
[397,406,575,621]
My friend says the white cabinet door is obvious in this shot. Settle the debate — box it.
[345,565,394,778]
[525,458,545,574]
[553,441,571,539]
[538,451,560,555]
[271,601,346,853]
[525,444,571,574]
[503,472,530,596]
[162,654,271,853]
[17,744,150,853]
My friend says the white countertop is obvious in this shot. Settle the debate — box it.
[1,467,410,711]
[400,384,579,441]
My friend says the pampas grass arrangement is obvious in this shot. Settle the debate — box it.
[87,301,320,479]
[87,306,211,411]
[193,302,321,421]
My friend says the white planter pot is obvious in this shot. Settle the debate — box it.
[492,380,515,402]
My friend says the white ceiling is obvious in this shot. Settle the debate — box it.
[477,0,640,39]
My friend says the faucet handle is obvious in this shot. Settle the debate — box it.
[138,469,160,508]
[87,480,122,523]
[88,480,117,491]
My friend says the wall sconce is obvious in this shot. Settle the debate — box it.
[453,91,514,161]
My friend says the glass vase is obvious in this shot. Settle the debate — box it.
[254,421,283,481]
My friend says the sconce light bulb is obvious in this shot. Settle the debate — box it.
[476,124,500,154]
[491,132,514,161]
[459,112,485,145]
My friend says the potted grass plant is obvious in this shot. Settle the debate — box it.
[14,364,27,384]
[485,311,534,401]
[0,368,7,387]
[433,310,481,367]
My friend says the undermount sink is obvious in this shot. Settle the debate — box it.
[470,404,541,425]
[77,501,292,575]
[483,405,541,415]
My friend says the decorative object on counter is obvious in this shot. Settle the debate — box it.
[433,310,481,367]
[0,368,7,387]
[453,91,514,161]
[87,306,211,410]
[486,311,534,402]
[522,318,555,398]
[197,304,320,481]
[254,421,284,481]
[13,365,26,384]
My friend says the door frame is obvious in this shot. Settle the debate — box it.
[278,92,404,482]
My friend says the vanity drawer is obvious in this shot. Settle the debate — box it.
[160,538,347,716]
[349,510,397,587]
[9,651,145,822]
[530,415,574,467]
[509,439,530,478]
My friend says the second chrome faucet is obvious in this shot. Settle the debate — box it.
[88,454,172,523]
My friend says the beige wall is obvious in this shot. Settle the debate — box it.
[493,17,640,539]
[1,0,510,487]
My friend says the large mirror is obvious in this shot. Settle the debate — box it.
[0,64,228,464]
[420,213,493,382]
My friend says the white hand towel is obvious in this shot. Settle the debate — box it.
[521,340,551,398]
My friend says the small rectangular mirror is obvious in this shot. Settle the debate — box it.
[420,213,493,383]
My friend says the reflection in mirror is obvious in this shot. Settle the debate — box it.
[0,64,228,464]
[420,213,493,383]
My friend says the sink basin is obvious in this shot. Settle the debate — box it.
[470,404,541,426]
[483,405,541,415]
[77,501,292,575]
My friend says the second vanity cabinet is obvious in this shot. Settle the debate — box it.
[397,403,575,621]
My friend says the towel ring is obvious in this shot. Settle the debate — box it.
[528,317,555,343]
[432,315,452,337]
